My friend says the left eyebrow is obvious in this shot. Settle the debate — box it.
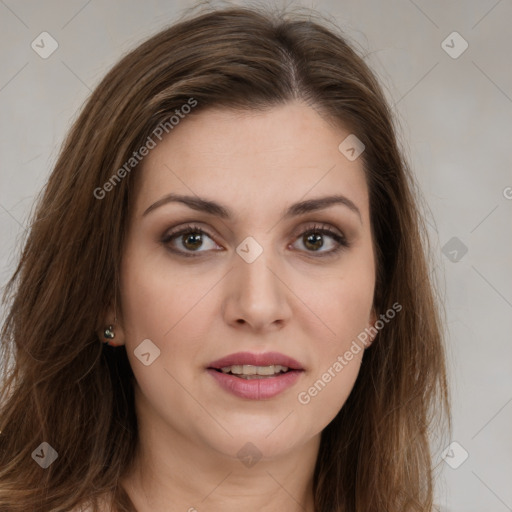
[142,193,362,223]
[283,195,362,223]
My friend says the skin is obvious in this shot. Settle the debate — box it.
[104,101,377,512]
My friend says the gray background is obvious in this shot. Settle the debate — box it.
[1,1,511,510]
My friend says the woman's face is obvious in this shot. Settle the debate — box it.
[117,101,376,461]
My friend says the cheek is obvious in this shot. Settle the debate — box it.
[294,252,374,427]
[295,284,370,434]
[297,247,375,348]
[120,245,205,343]
[297,351,363,423]
[119,251,211,415]
[119,247,217,395]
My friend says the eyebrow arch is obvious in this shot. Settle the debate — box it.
[142,193,362,223]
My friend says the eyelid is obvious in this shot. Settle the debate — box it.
[161,223,220,248]
[161,221,349,257]
[289,221,344,241]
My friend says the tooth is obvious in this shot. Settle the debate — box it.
[242,365,257,375]
[218,364,291,377]
[230,365,243,375]
[256,365,275,376]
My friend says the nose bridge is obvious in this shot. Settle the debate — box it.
[224,234,291,329]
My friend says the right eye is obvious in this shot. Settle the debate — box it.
[161,224,222,257]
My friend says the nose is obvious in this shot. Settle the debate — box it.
[222,242,292,332]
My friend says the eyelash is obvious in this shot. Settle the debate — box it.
[161,222,349,258]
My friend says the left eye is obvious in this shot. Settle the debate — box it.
[292,225,348,254]
[162,223,348,257]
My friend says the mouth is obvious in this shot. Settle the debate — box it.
[211,364,293,379]
[206,352,305,399]
[207,351,304,374]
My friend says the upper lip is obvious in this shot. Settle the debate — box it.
[208,351,304,370]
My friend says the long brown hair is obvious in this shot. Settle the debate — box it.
[0,3,450,511]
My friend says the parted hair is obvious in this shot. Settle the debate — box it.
[0,3,450,511]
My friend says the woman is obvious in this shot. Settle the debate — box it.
[0,4,450,511]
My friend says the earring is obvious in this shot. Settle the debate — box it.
[103,325,122,347]
[104,325,115,340]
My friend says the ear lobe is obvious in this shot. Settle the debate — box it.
[98,303,126,346]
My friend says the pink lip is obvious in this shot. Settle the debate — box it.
[207,351,305,400]
[207,369,303,400]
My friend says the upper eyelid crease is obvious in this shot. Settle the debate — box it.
[164,222,344,240]
[142,193,362,224]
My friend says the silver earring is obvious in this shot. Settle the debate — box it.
[104,325,115,340]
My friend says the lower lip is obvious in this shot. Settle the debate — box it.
[206,369,303,400]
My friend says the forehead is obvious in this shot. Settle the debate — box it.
[135,101,369,222]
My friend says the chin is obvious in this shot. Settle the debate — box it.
[197,419,314,462]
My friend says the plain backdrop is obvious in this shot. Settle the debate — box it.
[0,1,511,511]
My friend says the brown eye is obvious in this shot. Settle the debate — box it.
[162,224,220,256]
[292,224,349,256]
[303,232,324,251]
[181,231,204,251]
[162,222,348,258]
